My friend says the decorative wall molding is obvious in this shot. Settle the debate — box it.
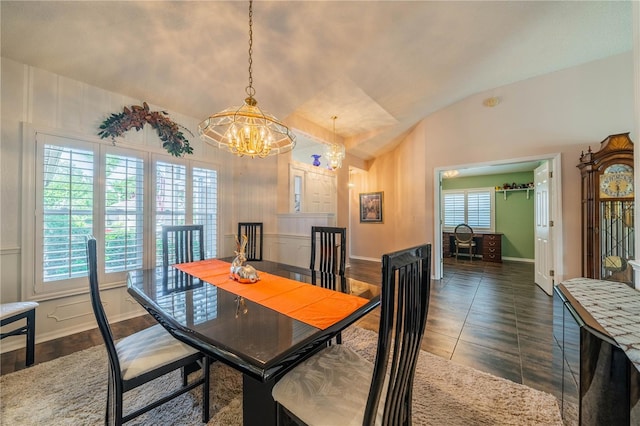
[46,299,94,322]
[0,247,20,255]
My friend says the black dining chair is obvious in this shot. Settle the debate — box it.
[454,223,476,261]
[310,226,347,344]
[310,226,346,276]
[238,222,263,261]
[272,243,432,425]
[0,301,39,367]
[162,224,205,269]
[86,236,210,425]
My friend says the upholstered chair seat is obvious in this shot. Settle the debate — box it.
[272,344,386,425]
[116,324,200,381]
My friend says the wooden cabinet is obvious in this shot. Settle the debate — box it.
[482,234,502,263]
[577,133,634,285]
[442,232,502,262]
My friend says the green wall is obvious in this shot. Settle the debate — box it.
[443,171,535,260]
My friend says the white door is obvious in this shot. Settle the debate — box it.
[534,162,553,295]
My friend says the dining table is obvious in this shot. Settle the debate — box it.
[127,259,381,426]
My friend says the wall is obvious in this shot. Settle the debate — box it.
[0,58,277,350]
[0,57,355,350]
[443,171,535,260]
[350,52,635,284]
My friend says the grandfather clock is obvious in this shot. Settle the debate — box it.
[577,132,634,285]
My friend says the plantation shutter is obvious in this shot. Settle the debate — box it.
[41,144,94,282]
[155,161,187,266]
[192,167,218,259]
[104,154,144,273]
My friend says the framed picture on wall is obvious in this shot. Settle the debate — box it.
[359,192,384,223]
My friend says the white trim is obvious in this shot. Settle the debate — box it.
[502,257,535,263]
[434,153,563,283]
[349,255,381,263]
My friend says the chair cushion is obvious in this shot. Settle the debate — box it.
[272,344,384,426]
[116,324,199,380]
[456,242,475,248]
[0,302,39,320]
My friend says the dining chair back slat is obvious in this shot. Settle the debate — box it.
[162,225,205,269]
[310,226,346,276]
[238,222,263,261]
[366,243,431,424]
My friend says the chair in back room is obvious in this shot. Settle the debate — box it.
[454,223,476,261]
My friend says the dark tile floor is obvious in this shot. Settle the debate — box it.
[1,256,562,405]
[350,256,562,400]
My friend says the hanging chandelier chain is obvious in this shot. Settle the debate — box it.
[332,115,337,143]
[246,0,255,98]
[198,0,296,158]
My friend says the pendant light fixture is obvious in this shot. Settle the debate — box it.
[198,0,295,158]
[324,115,345,170]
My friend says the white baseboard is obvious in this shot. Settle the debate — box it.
[0,309,148,354]
[502,257,534,263]
[349,255,381,263]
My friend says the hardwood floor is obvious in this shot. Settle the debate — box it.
[1,257,562,402]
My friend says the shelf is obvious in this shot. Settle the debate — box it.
[496,188,532,200]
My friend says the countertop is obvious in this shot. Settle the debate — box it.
[560,277,640,372]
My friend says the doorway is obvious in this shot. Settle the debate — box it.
[433,153,564,293]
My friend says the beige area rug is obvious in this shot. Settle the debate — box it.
[1,326,562,425]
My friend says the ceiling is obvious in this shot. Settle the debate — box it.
[1,1,633,161]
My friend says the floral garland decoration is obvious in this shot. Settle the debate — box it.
[98,102,193,157]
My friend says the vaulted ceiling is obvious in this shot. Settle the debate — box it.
[1,1,633,160]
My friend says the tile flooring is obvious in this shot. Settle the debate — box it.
[351,257,561,400]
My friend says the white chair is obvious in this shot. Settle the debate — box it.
[454,223,476,260]
[1,301,39,367]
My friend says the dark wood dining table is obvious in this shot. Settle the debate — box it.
[127,260,380,426]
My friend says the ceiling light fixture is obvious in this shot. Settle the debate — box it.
[324,116,345,170]
[482,96,501,108]
[198,0,295,158]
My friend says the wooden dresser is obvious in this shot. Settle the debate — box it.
[443,232,503,262]
[482,233,502,262]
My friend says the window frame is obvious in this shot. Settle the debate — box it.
[22,126,219,301]
[442,187,496,233]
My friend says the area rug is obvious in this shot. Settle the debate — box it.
[1,327,562,425]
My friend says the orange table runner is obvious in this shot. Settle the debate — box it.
[173,259,369,330]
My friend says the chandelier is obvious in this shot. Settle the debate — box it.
[324,116,345,170]
[198,0,295,158]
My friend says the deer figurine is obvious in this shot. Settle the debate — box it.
[230,234,260,283]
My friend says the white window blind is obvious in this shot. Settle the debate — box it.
[41,144,94,282]
[153,161,218,266]
[26,130,220,299]
[443,192,465,227]
[443,188,495,231]
[192,167,218,259]
[104,154,144,273]
[155,161,187,266]
[467,190,491,228]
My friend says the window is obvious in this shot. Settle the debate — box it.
[39,144,94,286]
[192,167,218,259]
[153,161,218,266]
[442,188,495,232]
[27,130,218,299]
[105,154,144,273]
